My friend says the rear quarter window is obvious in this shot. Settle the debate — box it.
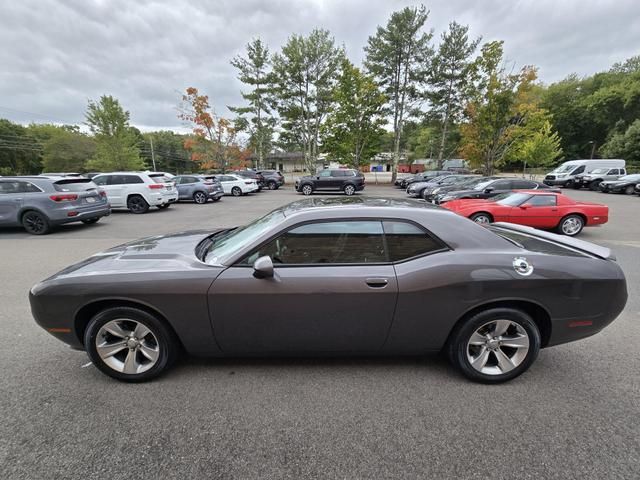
[383,221,446,262]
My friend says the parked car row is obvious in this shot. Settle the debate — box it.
[0,169,285,235]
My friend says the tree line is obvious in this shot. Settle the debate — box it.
[1,4,639,178]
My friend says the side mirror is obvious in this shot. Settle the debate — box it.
[520,204,530,209]
[253,255,274,279]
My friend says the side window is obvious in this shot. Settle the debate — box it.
[527,195,557,207]
[0,181,19,194]
[108,175,124,185]
[93,176,107,186]
[491,180,512,190]
[122,175,144,184]
[572,165,585,175]
[20,181,42,193]
[383,221,445,262]
[319,170,332,177]
[512,180,536,189]
[332,170,345,177]
[608,169,618,175]
[243,221,386,265]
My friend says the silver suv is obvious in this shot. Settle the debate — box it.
[574,167,627,190]
[0,176,110,235]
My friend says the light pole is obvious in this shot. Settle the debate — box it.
[588,140,597,159]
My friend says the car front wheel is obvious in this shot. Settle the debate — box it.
[267,181,277,190]
[344,184,355,196]
[231,186,242,197]
[470,212,493,224]
[84,307,178,382]
[301,184,313,196]
[447,308,541,383]
[625,185,635,195]
[558,214,584,236]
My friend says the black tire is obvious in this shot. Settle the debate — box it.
[625,185,635,195]
[193,191,208,204]
[470,212,493,224]
[301,184,313,196]
[557,214,584,236]
[569,181,579,189]
[81,218,100,225]
[22,210,51,235]
[127,195,149,214]
[344,184,356,196]
[231,186,242,197]
[267,181,277,190]
[589,180,601,191]
[157,204,170,209]
[211,197,221,202]
[447,307,541,383]
[84,307,179,383]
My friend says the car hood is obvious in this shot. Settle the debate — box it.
[443,198,496,211]
[38,229,224,282]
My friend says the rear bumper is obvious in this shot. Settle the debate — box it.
[209,191,224,200]
[49,203,111,225]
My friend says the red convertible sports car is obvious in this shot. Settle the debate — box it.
[442,191,608,236]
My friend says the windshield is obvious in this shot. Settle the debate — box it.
[473,180,495,191]
[492,192,532,206]
[552,164,577,173]
[460,177,490,188]
[205,209,285,264]
[53,179,98,192]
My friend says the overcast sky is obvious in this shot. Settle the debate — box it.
[1,0,639,131]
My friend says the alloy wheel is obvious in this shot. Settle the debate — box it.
[231,187,242,197]
[128,196,148,213]
[23,212,48,234]
[466,320,530,375]
[194,192,207,204]
[472,214,491,224]
[268,181,277,190]
[95,319,160,375]
[302,185,312,196]
[344,185,355,196]
[561,216,583,235]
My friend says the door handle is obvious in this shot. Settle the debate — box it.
[366,278,388,288]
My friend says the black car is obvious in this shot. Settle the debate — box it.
[400,171,450,189]
[257,170,285,190]
[234,170,265,190]
[428,176,500,203]
[437,178,554,204]
[599,174,640,194]
[295,169,365,196]
[406,174,478,199]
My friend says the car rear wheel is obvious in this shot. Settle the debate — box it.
[301,184,313,196]
[589,180,601,191]
[267,181,277,190]
[344,184,356,196]
[81,218,100,225]
[568,180,579,189]
[625,185,635,195]
[211,197,221,202]
[470,212,493,224]
[127,195,149,214]
[447,308,541,383]
[22,210,51,235]
[231,186,242,197]
[84,307,178,382]
[193,191,207,204]
[558,214,584,236]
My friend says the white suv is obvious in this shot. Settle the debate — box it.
[92,172,179,213]
[214,174,260,196]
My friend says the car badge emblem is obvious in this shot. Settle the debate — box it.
[513,257,534,276]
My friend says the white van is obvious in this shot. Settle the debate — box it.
[543,159,626,187]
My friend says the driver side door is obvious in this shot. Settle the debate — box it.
[207,220,398,354]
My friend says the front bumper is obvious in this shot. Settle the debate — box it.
[543,178,569,186]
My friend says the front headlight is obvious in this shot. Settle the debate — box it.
[432,188,441,194]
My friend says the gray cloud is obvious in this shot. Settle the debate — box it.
[1,0,638,130]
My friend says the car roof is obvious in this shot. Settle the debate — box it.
[280,196,441,217]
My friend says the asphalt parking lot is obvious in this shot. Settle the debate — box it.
[1,185,639,479]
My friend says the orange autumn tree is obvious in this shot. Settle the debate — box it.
[178,87,239,172]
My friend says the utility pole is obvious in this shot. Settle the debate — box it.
[150,137,157,171]
[589,141,597,159]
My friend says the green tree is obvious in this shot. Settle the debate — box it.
[601,119,640,164]
[84,95,145,171]
[364,4,433,181]
[230,38,276,169]
[41,129,95,173]
[515,119,563,173]
[427,21,480,167]
[140,131,193,174]
[0,119,42,175]
[459,41,541,174]
[321,60,386,168]
[272,29,345,172]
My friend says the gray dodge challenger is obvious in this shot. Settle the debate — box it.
[29,197,628,383]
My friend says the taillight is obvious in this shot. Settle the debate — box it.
[49,194,78,202]
[203,181,214,185]
[148,184,164,190]
[99,190,106,197]
[245,181,253,185]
